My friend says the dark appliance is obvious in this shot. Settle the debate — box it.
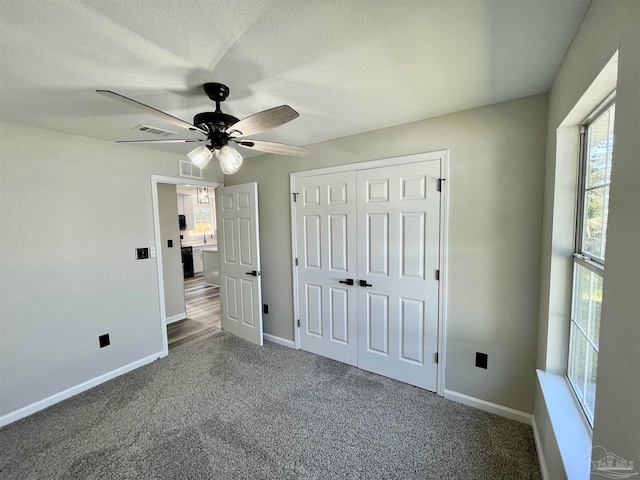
[181,246,194,279]
[178,215,187,231]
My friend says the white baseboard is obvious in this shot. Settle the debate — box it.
[0,352,162,427]
[443,389,534,425]
[263,333,295,349]
[166,313,187,324]
[532,417,550,480]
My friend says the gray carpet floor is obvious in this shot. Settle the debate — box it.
[0,333,541,479]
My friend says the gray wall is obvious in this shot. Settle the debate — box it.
[157,183,185,320]
[0,122,223,416]
[227,94,548,413]
[536,0,640,472]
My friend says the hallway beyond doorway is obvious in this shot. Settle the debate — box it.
[167,275,220,350]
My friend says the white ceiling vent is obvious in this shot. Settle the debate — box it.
[179,160,202,179]
[133,124,178,137]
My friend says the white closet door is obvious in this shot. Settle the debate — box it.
[356,161,441,391]
[216,183,263,346]
[296,172,358,366]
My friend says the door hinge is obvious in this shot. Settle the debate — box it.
[437,178,445,192]
[435,352,439,364]
[436,269,440,281]
[297,319,300,327]
[295,258,298,266]
[292,192,298,202]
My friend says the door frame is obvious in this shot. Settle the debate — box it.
[151,175,223,357]
[289,150,449,395]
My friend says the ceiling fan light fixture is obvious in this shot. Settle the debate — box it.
[100,83,307,170]
[215,145,243,175]
[187,145,213,169]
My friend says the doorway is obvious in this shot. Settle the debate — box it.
[169,184,221,349]
[151,175,223,356]
[291,151,449,394]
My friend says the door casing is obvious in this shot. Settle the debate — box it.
[151,175,223,357]
[290,151,449,396]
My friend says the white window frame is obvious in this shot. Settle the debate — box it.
[567,98,615,426]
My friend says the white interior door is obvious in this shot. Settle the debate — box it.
[296,172,358,365]
[216,183,263,346]
[356,161,440,390]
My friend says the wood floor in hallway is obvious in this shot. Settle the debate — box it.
[167,275,221,350]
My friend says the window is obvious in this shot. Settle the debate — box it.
[188,202,216,237]
[567,102,615,425]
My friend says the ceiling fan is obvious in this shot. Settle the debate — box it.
[97,83,309,174]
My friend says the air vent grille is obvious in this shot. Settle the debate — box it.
[179,160,202,179]
[133,124,178,137]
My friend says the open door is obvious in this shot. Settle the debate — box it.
[216,183,263,345]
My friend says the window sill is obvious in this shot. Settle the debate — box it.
[537,370,592,479]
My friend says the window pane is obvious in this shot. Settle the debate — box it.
[582,103,614,260]
[586,106,614,189]
[568,324,588,403]
[583,186,608,258]
[573,264,590,332]
[584,345,598,420]
[570,264,602,425]
[587,270,602,348]
[605,105,615,184]
[572,264,603,348]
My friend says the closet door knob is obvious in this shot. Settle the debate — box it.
[338,279,354,286]
[359,280,373,287]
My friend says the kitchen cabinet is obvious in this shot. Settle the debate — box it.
[192,246,204,273]
[203,250,219,286]
[176,194,195,230]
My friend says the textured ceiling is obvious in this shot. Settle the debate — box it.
[0,0,590,157]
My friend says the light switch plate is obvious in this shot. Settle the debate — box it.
[150,246,156,258]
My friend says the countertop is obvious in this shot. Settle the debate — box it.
[183,243,218,251]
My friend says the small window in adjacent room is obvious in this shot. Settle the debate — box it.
[188,202,216,237]
[567,101,615,425]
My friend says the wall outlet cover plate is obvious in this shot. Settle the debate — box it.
[475,352,488,369]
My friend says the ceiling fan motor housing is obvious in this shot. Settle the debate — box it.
[194,82,241,148]
[193,111,240,148]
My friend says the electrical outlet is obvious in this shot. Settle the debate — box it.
[475,352,488,369]
[136,247,149,260]
[99,334,110,348]
[263,304,269,314]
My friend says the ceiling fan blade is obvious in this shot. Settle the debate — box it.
[115,139,205,144]
[226,105,299,138]
[96,90,208,135]
[233,139,309,156]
